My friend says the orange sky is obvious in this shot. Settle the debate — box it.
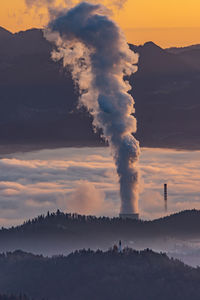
[1,0,200,47]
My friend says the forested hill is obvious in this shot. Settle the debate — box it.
[0,249,200,300]
[0,210,199,255]
[4,209,200,237]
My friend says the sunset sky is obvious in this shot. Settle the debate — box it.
[1,0,200,47]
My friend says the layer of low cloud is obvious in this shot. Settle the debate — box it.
[0,147,199,226]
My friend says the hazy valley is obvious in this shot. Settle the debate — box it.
[0,210,200,267]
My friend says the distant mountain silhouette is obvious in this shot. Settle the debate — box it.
[131,41,194,76]
[0,27,200,151]
[0,27,12,39]
[0,210,200,256]
[166,45,200,72]
[166,44,200,54]
[0,248,200,300]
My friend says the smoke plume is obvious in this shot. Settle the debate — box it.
[25,0,128,10]
[67,181,115,215]
[45,2,140,214]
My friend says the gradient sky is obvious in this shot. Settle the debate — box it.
[1,0,200,47]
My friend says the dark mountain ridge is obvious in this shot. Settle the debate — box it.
[166,44,200,54]
[166,44,200,72]
[0,27,200,150]
[0,248,199,300]
[131,41,195,76]
[0,27,12,39]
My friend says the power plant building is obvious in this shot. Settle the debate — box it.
[119,213,139,220]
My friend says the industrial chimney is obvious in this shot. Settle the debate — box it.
[164,183,168,212]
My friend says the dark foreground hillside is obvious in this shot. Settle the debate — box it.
[0,296,31,300]
[0,249,199,300]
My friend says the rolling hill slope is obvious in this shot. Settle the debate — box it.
[0,248,199,300]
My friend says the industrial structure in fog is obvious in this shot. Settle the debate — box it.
[119,213,139,220]
[120,183,169,219]
[164,183,168,212]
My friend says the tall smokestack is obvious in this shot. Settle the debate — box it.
[45,2,140,215]
[164,183,168,212]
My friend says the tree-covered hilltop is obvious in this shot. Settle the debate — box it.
[0,209,200,256]
[0,248,200,300]
[3,209,200,237]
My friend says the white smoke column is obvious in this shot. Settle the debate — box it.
[45,2,140,214]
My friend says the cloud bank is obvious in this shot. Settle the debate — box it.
[0,147,199,226]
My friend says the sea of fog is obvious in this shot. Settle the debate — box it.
[0,147,199,227]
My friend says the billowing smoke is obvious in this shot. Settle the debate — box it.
[66,181,116,216]
[45,2,140,214]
